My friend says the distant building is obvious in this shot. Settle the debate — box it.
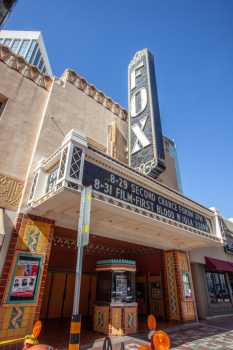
[0,30,52,75]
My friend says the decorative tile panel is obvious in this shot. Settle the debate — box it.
[0,174,23,210]
[93,305,109,334]
[0,305,36,340]
[164,251,180,320]
[16,219,53,253]
[124,306,137,335]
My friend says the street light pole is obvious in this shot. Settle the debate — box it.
[69,186,92,350]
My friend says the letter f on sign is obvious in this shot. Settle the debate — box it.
[131,116,150,154]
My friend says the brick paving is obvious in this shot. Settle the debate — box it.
[170,323,233,349]
[105,321,233,350]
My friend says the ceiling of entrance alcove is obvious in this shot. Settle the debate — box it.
[29,188,220,251]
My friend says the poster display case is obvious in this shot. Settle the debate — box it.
[7,252,43,304]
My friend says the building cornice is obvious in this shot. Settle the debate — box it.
[60,69,128,121]
[0,44,53,90]
[0,44,128,120]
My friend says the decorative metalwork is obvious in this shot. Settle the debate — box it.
[46,167,58,193]
[69,146,82,180]
[53,236,76,249]
[29,173,38,201]
[66,181,80,191]
[58,147,68,179]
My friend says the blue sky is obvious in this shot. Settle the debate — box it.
[5,0,233,218]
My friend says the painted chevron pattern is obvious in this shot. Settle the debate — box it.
[9,306,24,329]
[27,228,40,251]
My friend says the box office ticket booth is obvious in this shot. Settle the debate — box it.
[94,259,137,335]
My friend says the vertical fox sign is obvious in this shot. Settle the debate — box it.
[128,49,166,178]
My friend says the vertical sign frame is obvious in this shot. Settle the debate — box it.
[128,48,166,178]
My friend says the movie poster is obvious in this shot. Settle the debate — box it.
[8,254,42,303]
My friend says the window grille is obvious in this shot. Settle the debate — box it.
[46,168,58,193]
[69,146,82,180]
[58,147,68,179]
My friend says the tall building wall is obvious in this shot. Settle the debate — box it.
[157,137,183,193]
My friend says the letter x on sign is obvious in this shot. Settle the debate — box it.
[131,115,150,154]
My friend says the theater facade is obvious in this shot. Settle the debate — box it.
[0,44,233,343]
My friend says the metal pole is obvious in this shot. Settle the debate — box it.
[73,245,84,314]
[69,186,92,350]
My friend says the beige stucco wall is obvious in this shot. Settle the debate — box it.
[157,138,180,192]
[0,61,49,181]
[20,76,129,207]
[30,78,128,169]
[190,246,233,264]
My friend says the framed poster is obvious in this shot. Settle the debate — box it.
[182,272,192,298]
[7,253,43,304]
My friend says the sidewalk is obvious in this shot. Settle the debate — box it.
[82,316,233,350]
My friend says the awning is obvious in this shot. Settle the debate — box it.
[0,208,5,248]
[205,257,233,273]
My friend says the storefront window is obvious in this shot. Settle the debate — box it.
[206,272,230,303]
[228,273,233,293]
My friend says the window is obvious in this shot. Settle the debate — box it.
[18,40,30,57]
[38,58,44,71]
[0,94,7,119]
[206,272,230,303]
[46,167,58,193]
[11,39,21,54]
[26,40,36,61]
[3,38,12,47]
[33,50,41,66]
[29,43,38,64]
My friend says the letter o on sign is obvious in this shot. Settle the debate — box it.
[130,87,147,117]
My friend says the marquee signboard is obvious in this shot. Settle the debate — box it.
[83,160,212,234]
[128,49,166,178]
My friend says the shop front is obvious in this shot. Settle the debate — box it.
[191,252,233,319]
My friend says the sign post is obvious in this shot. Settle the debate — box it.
[69,186,92,350]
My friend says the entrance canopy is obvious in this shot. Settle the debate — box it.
[26,130,221,252]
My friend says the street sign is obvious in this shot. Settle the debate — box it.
[77,186,92,247]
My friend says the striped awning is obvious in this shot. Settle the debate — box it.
[0,208,5,248]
